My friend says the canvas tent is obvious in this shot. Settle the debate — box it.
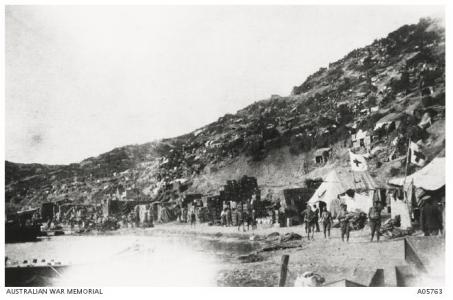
[388,157,445,228]
[389,194,412,229]
[388,157,445,190]
[308,169,380,216]
[308,170,348,212]
[339,192,374,214]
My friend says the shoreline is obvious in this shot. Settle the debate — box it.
[10,222,444,287]
[146,221,307,240]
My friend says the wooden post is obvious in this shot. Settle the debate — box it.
[279,255,290,287]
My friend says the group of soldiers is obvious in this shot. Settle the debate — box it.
[301,201,383,242]
[301,197,444,242]
[220,207,257,231]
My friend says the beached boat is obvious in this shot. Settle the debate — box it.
[5,259,69,287]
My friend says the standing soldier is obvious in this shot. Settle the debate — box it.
[368,201,383,242]
[221,208,227,226]
[338,204,350,243]
[302,206,315,240]
[320,206,332,238]
[313,204,320,232]
[190,209,196,227]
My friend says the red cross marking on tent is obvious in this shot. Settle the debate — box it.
[353,159,362,167]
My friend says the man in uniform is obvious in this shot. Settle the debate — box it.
[338,204,350,242]
[368,201,383,242]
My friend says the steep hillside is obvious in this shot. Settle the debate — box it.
[5,18,445,211]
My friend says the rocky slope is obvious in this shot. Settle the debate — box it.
[5,18,445,211]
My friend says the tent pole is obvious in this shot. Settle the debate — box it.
[349,149,358,190]
[402,138,412,211]
[403,138,411,187]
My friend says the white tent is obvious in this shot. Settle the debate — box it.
[308,169,379,214]
[339,192,374,214]
[389,195,412,229]
[308,170,349,212]
[389,157,445,190]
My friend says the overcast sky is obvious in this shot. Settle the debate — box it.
[5,5,444,164]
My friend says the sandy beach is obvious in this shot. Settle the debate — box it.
[145,222,417,287]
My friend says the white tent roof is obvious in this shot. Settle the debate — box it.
[388,157,445,191]
[308,170,348,210]
[308,169,380,211]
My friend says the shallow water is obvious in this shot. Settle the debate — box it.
[5,231,261,286]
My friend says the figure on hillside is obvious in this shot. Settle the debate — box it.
[320,206,332,238]
[368,201,383,242]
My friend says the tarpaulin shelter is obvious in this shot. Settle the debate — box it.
[388,157,445,191]
[388,157,445,225]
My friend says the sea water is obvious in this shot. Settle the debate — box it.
[5,230,260,286]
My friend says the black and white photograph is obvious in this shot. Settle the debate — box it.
[2,1,448,293]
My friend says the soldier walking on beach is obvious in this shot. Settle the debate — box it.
[313,204,320,232]
[320,206,332,238]
[338,204,350,242]
[302,206,315,240]
[368,201,382,242]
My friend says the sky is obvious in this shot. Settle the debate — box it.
[5,5,444,165]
